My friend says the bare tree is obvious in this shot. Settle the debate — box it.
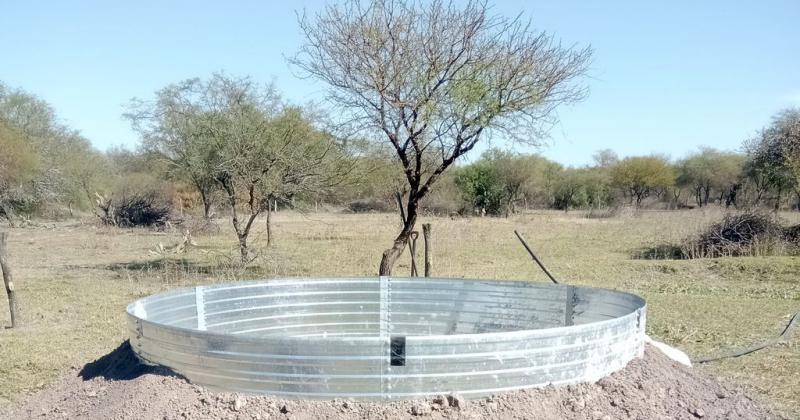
[592,149,619,168]
[745,109,800,210]
[293,0,592,274]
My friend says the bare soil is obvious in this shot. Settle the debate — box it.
[5,343,780,420]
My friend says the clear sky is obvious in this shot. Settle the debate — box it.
[1,1,798,166]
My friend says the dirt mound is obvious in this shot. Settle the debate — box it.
[6,344,780,420]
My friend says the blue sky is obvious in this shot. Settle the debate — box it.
[1,1,798,166]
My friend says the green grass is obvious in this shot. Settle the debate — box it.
[0,209,797,416]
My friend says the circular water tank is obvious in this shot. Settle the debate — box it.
[127,277,646,399]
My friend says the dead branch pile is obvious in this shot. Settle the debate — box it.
[116,194,170,227]
[96,192,171,228]
[149,230,198,256]
[684,212,787,258]
[783,223,800,244]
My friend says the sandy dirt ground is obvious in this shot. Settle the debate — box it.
[3,343,780,420]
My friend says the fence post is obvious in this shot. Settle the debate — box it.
[0,232,18,328]
[422,224,432,277]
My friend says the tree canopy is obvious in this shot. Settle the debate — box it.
[127,74,349,261]
[293,0,592,274]
[610,156,675,207]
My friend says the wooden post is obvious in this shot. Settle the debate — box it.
[514,230,559,284]
[422,223,432,277]
[408,231,419,277]
[266,199,273,247]
[0,232,18,328]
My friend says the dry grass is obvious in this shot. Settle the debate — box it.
[0,209,797,416]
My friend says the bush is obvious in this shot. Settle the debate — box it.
[0,188,40,223]
[347,198,392,213]
[453,162,505,216]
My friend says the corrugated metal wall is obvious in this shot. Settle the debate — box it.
[128,277,646,399]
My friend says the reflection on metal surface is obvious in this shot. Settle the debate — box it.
[127,278,646,399]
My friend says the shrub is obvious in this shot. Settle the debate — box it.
[347,198,392,213]
[0,188,40,224]
[453,162,505,216]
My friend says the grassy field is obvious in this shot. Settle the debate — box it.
[0,209,797,416]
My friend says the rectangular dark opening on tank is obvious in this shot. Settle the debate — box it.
[390,336,406,366]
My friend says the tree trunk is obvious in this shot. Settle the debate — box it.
[670,188,681,210]
[0,232,18,328]
[725,185,739,208]
[238,233,249,264]
[266,199,273,247]
[394,191,406,224]
[194,179,213,220]
[201,192,212,219]
[795,189,800,211]
[220,178,253,264]
[379,199,418,275]
[379,225,413,275]
[1,204,17,228]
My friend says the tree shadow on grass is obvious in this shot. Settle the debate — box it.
[79,340,182,381]
[104,258,218,274]
[102,257,270,277]
[632,244,687,260]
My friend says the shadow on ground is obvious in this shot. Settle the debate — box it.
[631,244,686,260]
[101,257,271,277]
[79,340,179,381]
[104,258,220,274]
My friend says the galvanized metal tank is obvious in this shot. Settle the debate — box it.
[127,277,646,399]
